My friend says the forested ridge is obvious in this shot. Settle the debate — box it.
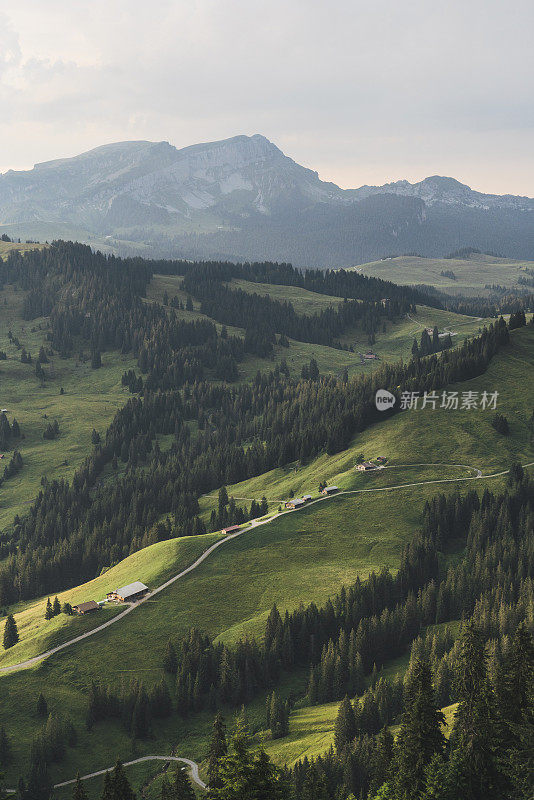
[0,242,517,603]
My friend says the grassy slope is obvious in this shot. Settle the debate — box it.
[229,278,341,315]
[147,273,497,381]
[0,328,531,789]
[0,241,47,259]
[199,326,534,520]
[0,534,223,668]
[0,285,138,530]
[354,253,533,296]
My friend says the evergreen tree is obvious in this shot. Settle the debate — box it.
[207,713,227,790]
[208,720,286,799]
[131,686,151,739]
[498,622,534,726]
[369,727,394,796]
[91,349,102,369]
[44,598,53,620]
[52,596,61,616]
[163,640,178,674]
[109,760,136,800]
[164,766,195,800]
[334,695,357,752]
[3,614,18,649]
[392,658,445,799]
[99,771,114,800]
[37,694,48,718]
[72,774,89,800]
[447,621,506,800]
[25,748,51,800]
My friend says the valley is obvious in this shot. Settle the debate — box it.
[0,242,531,799]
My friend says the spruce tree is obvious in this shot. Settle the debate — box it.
[208,720,286,799]
[498,622,534,726]
[73,773,89,800]
[207,713,227,790]
[447,621,506,800]
[163,640,178,674]
[44,598,53,620]
[109,760,135,800]
[100,771,114,800]
[392,658,445,799]
[369,726,393,796]
[3,614,18,649]
[166,766,195,799]
[52,596,61,616]
[334,695,357,752]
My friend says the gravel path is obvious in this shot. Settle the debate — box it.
[0,460,531,678]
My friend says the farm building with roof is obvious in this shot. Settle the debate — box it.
[73,600,100,615]
[222,525,241,534]
[106,581,149,603]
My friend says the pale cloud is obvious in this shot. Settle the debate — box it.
[0,0,532,195]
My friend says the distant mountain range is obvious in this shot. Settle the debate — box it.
[1,134,533,267]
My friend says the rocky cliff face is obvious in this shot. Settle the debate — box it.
[0,134,346,228]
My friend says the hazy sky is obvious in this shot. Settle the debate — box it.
[0,0,532,195]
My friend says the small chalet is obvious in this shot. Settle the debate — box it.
[321,485,339,495]
[357,462,377,471]
[73,600,100,615]
[222,525,241,534]
[286,498,305,509]
[302,494,312,502]
[106,581,149,603]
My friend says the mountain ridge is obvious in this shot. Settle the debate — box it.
[0,134,532,266]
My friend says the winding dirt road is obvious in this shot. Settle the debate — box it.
[5,755,206,794]
[1,460,532,677]
[2,459,533,794]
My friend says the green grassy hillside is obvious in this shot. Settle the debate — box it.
[147,272,497,381]
[199,326,534,520]
[0,533,223,668]
[354,253,533,296]
[0,285,138,530]
[0,327,531,792]
[0,257,531,794]
[0,267,495,538]
[0,241,47,259]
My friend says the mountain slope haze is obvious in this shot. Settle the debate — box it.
[1,134,533,267]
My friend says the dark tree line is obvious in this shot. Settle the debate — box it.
[181,266,411,354]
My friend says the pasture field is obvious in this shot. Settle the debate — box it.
[355,253,533,295]
[0,533,223,668]
[0,284,138,530]
[229,278,342,315]
[146,272,498,381]
[0,241,47,259]
[199,326,534,519]
[0,461,522,790]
